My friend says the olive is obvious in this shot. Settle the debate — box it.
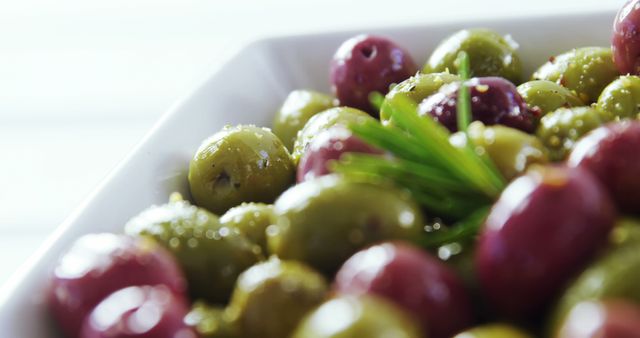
[380,72,460,124]
[611,217,640,248]
[292,107,374,164]
[48,234,187,338]
[596,76,640,120]
[273,90,335,151]
[532,47,619,103]
[297,126,382,182]
[423,28,522,84]
[330,35,418,115]
[225,257,328,338]
[476,165,616,318]
[268,175,424,274]
[557,300,640,338]
[450,121,548,181]
[188,125,295,214]
[79,285,195,338]
[334,242,474,338]
[219,202,274,254]
[418,77,536,133]
[124,195,261,304]
[184,302,238,338]
[613,0,640,75]
[516,80,584,118]
[291,295,424,338]
[568,120,640,213]
[536,106,607,161]
[453,324,533,338]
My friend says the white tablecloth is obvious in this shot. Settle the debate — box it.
[0,0,626,285]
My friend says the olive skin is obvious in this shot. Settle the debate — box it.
[380,72,460,123]
[292,107,374,164]
[549,242,640,336]
[611,217,640,247]
[291,295,424,338]
[125,197,261,304]
[79,285,195,338]
[532,47,619,103]
[453,324,533,338]
[273,90,335,151]
[536,106,607,161]
[268,175,424,274]
[297,126,382,182]
[48,234,187,338]
[184,302,238,338]
[334,242,474,338]
[568,120,640,213]
[516,80,584,118]
[596,76,640,120]
[188,125,294,215]
[219,202,274,253]
[419,77,536,133]
[476,165,616,318]
[330,35,418,115]
[613,0,640,75]
[423,28,522,84]
[557,300,640,338]
[450,121,548,181]
[225,257,327,338]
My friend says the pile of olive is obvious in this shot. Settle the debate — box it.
[48,0,640,337]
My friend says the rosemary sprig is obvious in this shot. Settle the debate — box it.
[418,206,490,248]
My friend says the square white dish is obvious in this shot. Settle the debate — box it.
[0,9,617,337]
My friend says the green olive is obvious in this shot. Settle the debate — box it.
[380,72,460,124]
[273,90,335,151]
[226,257,328,338]
[124,194,262,303]
[220,203,274,254]
[450,121,548,180]
[532,47,619,103]
[184,302,238,338]
[453,324,533,338]
[610,217,640,248]
[423,28,522,84]
[549,242,640,335]
[516,80,584,118]
[536,106,607,161]
[596,75,640,121]
[188,125,295,215]
[292,107,373,164]
[268,175,424,274]
[291,295,423,338]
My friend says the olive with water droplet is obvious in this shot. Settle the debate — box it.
[189,125,295,215]
[225,257,328,338]
[532,47,619,103]
[220,202,274,254]
[125,194,262,304]
[267,175,424,274]
[596,75,640,120]
[516,80,584,118]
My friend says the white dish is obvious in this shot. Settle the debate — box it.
[0,9,617,337]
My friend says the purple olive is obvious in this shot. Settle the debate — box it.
[476,165,616,318]
[568,120,640,214]
[80,285,196,338]
[418,77,536,133]
[613,0,640,75]
[558,300,640,338]
[334,241,474,338]
[330,35,417,115]
[49,234,187,338]
[297,126,382,182]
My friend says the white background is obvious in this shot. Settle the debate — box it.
[0,0,627,286]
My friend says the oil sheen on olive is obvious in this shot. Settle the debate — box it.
[516,80,584,118]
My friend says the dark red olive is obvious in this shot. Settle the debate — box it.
[475,165,616,318]
[49,234,187,338]
[418,77,536,133]
[80,285,196,338]
[334,241,474,338]
[297,126,382,182]
[568,120,640,214]
[330,35,417,116]
[558,299,640,338]
[613,0,640,75]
